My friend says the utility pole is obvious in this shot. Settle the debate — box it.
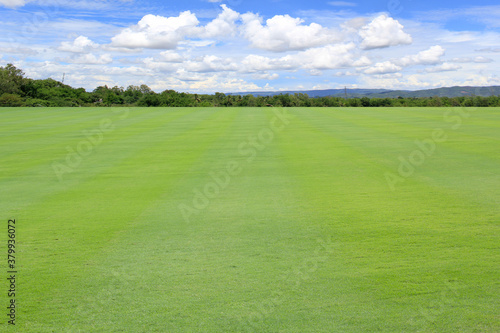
[62,73,65,84]
[344,86,348,99]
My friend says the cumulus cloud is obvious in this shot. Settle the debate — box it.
[241,54,295,72]
[66,53,113,64]
[241,43,371,72]
[58,36,99,53]
[6,2,497,93]
[398,45,445,66]
[297,43,371,69]
[241,12,341,52]
[159,51,184,63]
[202,4,239,38]
[183,74,263,93]
[111,11,200,49]
[143,57,177,72]
[184,55,238,73]
[425,63,461,73]
[108,7,409,54]
[364,61,402,74]
[359,15,412,49]
[363,45,446,75]
[253,73,279,80]
[110,5,240,49]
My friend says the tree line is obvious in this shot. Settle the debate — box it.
[1,64,500,107]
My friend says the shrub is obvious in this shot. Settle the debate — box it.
[0,93,24,107]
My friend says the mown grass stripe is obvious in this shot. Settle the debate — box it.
[0,108,200,179]
[16,108,236,329]
[1,107,497,332]
[0,108,217,220]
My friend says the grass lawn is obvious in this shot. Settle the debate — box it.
[1,106,499,332]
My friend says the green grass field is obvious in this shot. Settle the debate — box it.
[1,107,499,332]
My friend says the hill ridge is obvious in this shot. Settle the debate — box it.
[229,86,500,98]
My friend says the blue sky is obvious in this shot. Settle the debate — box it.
[1,0,499,93]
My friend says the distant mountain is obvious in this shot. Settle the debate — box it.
[229,86,500,98]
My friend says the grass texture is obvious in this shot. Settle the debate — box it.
[0,107,499,332]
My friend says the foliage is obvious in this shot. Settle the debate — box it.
[0,63,25,95]
[0,93,24,106]
[1,64,500,107]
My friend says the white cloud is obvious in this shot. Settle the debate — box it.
[308,69,323,76]
[476,47,500,53]
[143,57,177,72]
[0,47,38,55]
[362,72,500,90]
[451,56,494,63]
[398,45,445,66]
[2,3,499,93]
[202,4,240,38]
[425,63,461,73]
[169,74,264,93]
[363,45,447,75]
[341,17,368,33]
[184,55,238,73]
[241,43,371,72]
[58,36,99,53]
[359,15,412,49]
[364,61,402,74]
[109,5,239,49]
[196,77,261,92]
[297,43,371,69]
[253,73,279,80]
[473,56,494,63]
[241,12,341,52]
[159,51,184,63]
[446,32,476,43]
[241,54,293,72]
[111,11,200,49]
[66,53,113,64]
[241,55,272,72]
[0,0,27,8]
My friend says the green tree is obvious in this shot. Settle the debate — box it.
[0,93,24,106]
[360,97,370,107]
[137,93,160,106]
[0,64,25,96]
[140,84,153,95]
[124,85,143,104]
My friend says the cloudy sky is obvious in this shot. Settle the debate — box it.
[1,0,499,93]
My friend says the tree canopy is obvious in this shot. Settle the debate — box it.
[1,64,499,108]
